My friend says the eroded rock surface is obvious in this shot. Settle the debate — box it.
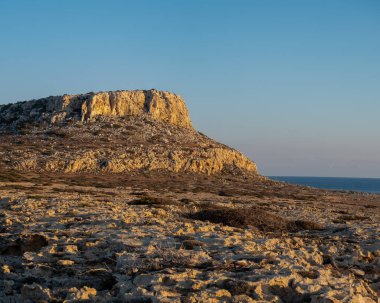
[0,89,192,129]
[0,174,379,302]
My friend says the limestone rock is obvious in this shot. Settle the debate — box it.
[0,89,192,129]
[0,175,378,302]
[0,89,259,175]
[66,286,97,301]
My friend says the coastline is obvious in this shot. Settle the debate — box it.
[269,176,380,194]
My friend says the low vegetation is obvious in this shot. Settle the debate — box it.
[185,205,323,232]
[128,195,180,207]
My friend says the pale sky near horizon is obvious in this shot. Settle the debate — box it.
[1,0,379,177]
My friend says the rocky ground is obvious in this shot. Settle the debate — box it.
[0,172,379,302]
[0,91,378,302]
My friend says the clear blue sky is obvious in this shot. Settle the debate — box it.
[1,0,379,177]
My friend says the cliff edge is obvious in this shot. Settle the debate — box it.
[0,89,258,175]
[0,89,192,129]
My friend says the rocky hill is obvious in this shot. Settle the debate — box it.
[0,89,258,175]
[0,90,379,303]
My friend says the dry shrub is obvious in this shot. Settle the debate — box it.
[182,239,205,250]
[45,129,67,138]
[218,190,233,197]
[220,279,253,296]
[332,214,370,224]
[337,214,368,221]
[0,170,27,182]
[180,198,195,204]
[364,205,376,209]
[186,205,323,232]
[287,220,324,231]
[129,196,180,207]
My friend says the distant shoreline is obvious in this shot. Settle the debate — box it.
[269,176,380,194]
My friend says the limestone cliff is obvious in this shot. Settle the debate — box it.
[0,89,192,129]
[0,90,258,175]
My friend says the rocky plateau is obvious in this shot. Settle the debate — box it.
[0,89,257,175]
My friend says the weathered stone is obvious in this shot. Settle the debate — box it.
[0,89,192,129]
[66,286,97,300]
[57,259,74,266]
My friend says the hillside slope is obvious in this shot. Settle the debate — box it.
[0,89,257,175]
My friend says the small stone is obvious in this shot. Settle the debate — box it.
[215,289,232,298]
[58,259,74,266]
[64,245,78,254]
[1,264,11,273]
[46,209,55,216]
[235,260,249,267]
[67,286,97,300]
[5,218,12,225]
[351,268,365,276]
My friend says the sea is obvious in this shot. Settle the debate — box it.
[269,176,380,194]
